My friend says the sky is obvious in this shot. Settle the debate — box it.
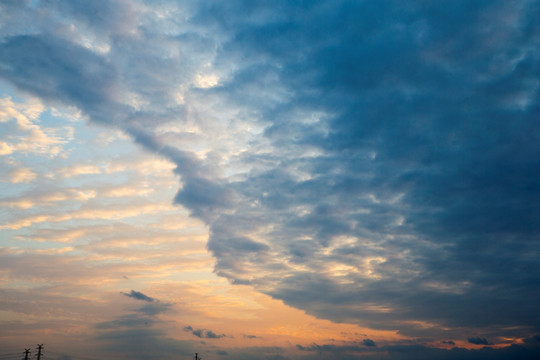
[0,0,539,359]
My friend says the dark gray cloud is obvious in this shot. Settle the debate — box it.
[121,290,172,316]
[297,342,540,360]
[217,346,286,360]
[468,337,491,346]
[123,290,155,302]
[524,335,540,344]
[1,0,539,344]
[363,339,377,347]
[184,326,227,339]
[194,0,540,340]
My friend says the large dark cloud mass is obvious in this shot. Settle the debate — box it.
[296,340,540,360]
[1,0,539,346]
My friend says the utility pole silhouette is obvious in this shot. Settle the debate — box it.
[194,353,201,360]
[23,349,31,360]
[35,345,43,360]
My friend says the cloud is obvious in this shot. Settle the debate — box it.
[95,293,193,360]
[296,342,540,360]
[0,201,172,230]
[0,188,97,209]
[0,0,539,343]
[524,335,540,344]
[363,339,377,347]
[7,167,36,183]
[189,0,540,339]
[217,346,286,360]
[184,325,227,339]
[123,290,155,303]
[137,302,172,316]
[0,96,67,157]
[56,164,102,178]
[468,337,491,346]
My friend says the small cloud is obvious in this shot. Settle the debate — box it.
[122,290,155,302]
[184,325,227,339]
[216,350,228,356]
[468,337,490,345]
[206,330,227,339]
[243,334,260,339]
[57,164,101,178]
[362,339,376,347]
[8,167,37,183]
[441,340,455,346]
[194,73,219,89]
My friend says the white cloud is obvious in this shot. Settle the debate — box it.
[7,167,37,183]
[56,164,102,178]
[0,97,69,158]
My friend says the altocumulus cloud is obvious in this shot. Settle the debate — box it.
[1,0,539,345]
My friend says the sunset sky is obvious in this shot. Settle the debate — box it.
[1,1,539,360]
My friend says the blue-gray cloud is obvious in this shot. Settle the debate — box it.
[121,290,172,315]
[184,325,227,339]
[1,0,539,345]
[363,339,377,347]
[123,290,155,302]
[468,337,491,346]
[297,342,540,360]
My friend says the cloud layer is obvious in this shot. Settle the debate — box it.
[1,0,539,348]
